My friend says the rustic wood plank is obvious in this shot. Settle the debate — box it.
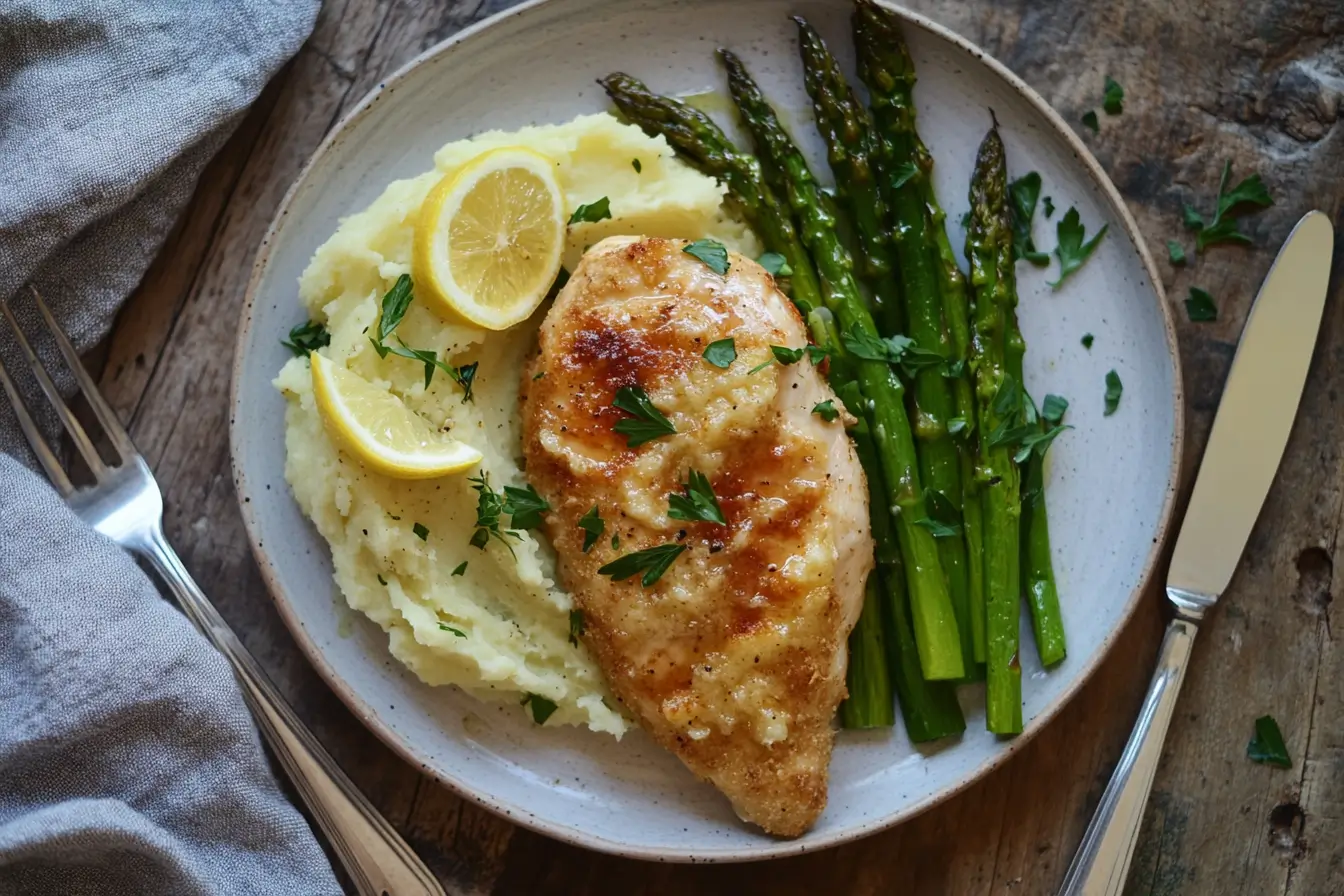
[97,0,1344,892]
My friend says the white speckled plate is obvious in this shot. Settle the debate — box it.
[230,0,1182,862]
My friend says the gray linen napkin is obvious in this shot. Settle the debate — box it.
[0,455,340,894]
[0,1,341,893]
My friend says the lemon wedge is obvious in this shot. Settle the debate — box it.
[413,146,566,330]
[309,352,481,479]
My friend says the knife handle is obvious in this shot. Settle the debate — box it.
[1058,617,1198,896]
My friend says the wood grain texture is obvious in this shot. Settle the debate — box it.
[97,0,1344,893]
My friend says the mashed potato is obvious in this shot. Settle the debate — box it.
[275,112,760,735]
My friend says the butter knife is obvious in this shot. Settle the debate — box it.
[1058,209,1336,896]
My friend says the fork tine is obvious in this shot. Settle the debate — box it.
[0,346,75,495]
[0,296,109,479]
[28,286,137,459]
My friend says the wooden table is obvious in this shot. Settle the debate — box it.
[97,1,1344,893]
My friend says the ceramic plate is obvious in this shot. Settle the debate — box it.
[230,0,1182,861]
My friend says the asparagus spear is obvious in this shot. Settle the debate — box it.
[842,574,897,729]
[966,123,1024,734]
[840,384,964,739]
[793,17,904,334]
[718,49,964,681]
[846,10,976,677]
[1008,316,1067,668]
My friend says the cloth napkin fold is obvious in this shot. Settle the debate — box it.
[1,1,340,893]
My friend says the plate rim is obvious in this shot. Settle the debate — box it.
[229,0,1185,863]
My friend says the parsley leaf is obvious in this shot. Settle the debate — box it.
[597,543,687,587]
[806,344,830,365]
[667,469,726,525]
[1188,161,1274,251]
[915,488,963,538]
[468,473,521,554]
[1103,76,1124,115]
[1186,287,1217,322]
[571,505,605,554]
[438,622,467,638]
[1041,394,1069,425]
[771,345,806,365]
[757,252,793,277]
[451,562,467,577]
[377,274,414,343]
[610,534,619,550]
[1043,196,1056,218]
[632,158,642,173]
[889,160,920,189]
[569,197,611,225]
[992,374,1022,418]
[413,522,429,541]
[611,386,676,447]
[842,329,914,364]
[683,238,730,275]
[1013,424,1072,464]
[281,320,330,356]
[450,361,478,402]
[703,338,737,369]
[1168,240,1187,266]
[947,416,969,436]
[1104,370,1123,416]
[502,483,550,529]
[1009,172,1050,266]
[1081,110,1099,133]
[1247,714,1291,768]
[568,609,585,646]
[812,399,839,422]
[522,693,558,725]
[1081,333,1095,349]
[1049,208,1109,289]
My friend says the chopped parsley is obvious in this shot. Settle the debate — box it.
[611,386,677,447]
[1081,110,1099,133]
[1186,287,1218,322]
[568,197,612,225]
[1247,714,1291,768]
[1050,208,1108,289]
[451,562,467,577]
[1013,424,1072,464]
[281,320,330,356]
[1104,370,1124,416]
[1041,394,1069,424]
[1185,161,1273,251]
[521,693,558,725]
[412,522,429,541]
[1008,172,1050,266]
[682,238,730,275]
[1081,333,1095,349]
[1043,196,1056,218]
[577,505,604,553]
[450,362,478,402]
[1103,76,1124,115]
[568,609,585,646]
[757,252,793,277]
[532,370,545,381]
[914,489,962,538]
[748,344,809,374]
[947,416,968,436]
[632,158,642,173]
[667,469,726,525]
[597,543,687,587]
[702,338,737,369]
[610,534,619,550]
[376,574,387,585]
[812,399,839,422]
[889,160,920,189]
[842,329,913,364]
[376,274,414,342]
[468,473,521,553]
[502,483,550,529]
[438,622,467,638]
[1167,240,1187,266]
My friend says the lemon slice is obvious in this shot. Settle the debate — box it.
[414,146,566,330]
[310,352,481,479]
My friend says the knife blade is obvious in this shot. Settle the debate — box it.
[1167,209,1335,604]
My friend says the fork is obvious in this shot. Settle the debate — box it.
[0,287,445,896]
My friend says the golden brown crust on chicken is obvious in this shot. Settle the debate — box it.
[520,236,872,836]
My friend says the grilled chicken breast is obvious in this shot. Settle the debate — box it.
[521,236,872,836]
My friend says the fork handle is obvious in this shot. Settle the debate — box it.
[1058,617,1198,896]
[139,527,444,896]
